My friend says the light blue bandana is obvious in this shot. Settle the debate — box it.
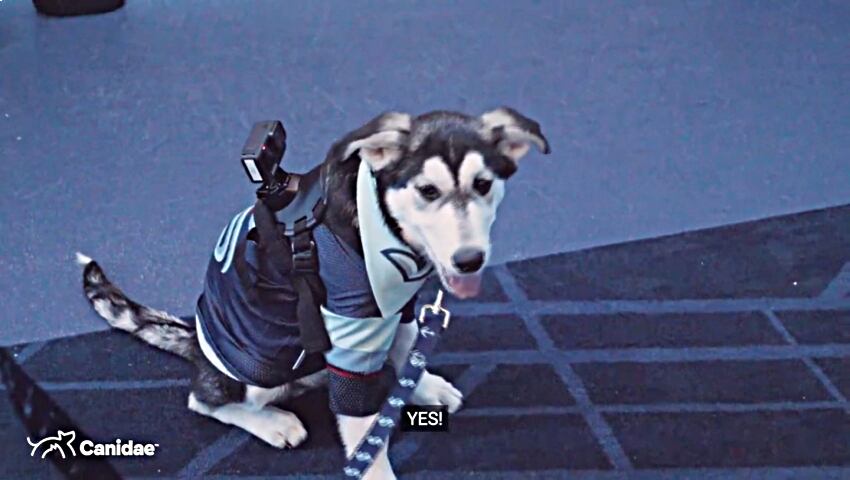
[355,158,432,318]
[321,160,433,373]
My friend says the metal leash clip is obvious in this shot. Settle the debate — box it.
[418,289,451,329]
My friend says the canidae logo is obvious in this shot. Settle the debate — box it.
[27,430,159,459]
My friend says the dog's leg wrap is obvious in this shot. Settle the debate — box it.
[327,364,395,416]
[321,305,401,415]
[321,303,416,478]
[328,365,395,478]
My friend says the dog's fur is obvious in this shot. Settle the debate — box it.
[78,108,548,479]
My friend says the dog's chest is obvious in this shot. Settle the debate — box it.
[313,223,381,318]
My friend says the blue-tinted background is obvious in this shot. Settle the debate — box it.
[3,2,850,478]
[1,1,849,345]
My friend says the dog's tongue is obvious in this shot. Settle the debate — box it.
[447,274,482,299]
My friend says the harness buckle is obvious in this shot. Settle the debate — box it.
[290,215,317,274]
[418,289,451,329]
[291,238,317,274]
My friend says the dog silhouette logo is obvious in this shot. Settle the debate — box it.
[380,248,433,282]
[27,430,76,459]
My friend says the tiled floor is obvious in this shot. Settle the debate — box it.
[4,0,850,348]
[2,205,850,478]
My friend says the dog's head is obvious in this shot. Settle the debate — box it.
[334,108,549,299]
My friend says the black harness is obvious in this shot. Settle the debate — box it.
[232,164,332,366]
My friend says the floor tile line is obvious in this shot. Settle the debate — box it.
[547,360,634,469]
[433,343,850,366]
[184,465,850,480]
[39,378,191,391]
[13,341,47,364]
[448,297,850,317]
[605,399,845,413]
[820,261,850,299]
[458,405,583,416]
[10,341,850,394]
[450,362,498,397]
[764,310,850,411]
[458,400,846,417]
[493,265,634,471]
[762,310,799,345]
[394,363,496,468]
[176,429,251,479]
[798,357,849,407]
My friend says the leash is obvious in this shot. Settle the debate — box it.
[343,290,451,479]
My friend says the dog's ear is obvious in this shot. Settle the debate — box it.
[479,107,550,162]
[332,112,412,171]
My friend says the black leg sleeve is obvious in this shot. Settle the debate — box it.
[327,363,396,416]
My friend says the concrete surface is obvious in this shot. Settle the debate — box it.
[1,0,849,344]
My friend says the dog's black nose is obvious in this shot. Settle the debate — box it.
[451,248,485,274]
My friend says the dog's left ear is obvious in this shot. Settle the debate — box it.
[336,112,412,172]
[480,107,550,161]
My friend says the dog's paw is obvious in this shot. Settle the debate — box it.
[410,371,463,413]
[253,407,308,449]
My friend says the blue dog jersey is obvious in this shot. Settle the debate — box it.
[196,208,419,387]
[196,159,432,414]
[195,205,320,387]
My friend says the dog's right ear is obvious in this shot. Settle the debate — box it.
[330,112,412,172]
[479,107,550,162]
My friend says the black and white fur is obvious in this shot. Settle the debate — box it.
[78,108,548,479]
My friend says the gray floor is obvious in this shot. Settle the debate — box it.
[3,205,850,477]
[1,0,849,345]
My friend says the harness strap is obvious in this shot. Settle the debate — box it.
[233,201,297,307]
[291,217,332,354]
[343,291,451,479]
[252,199,332,354]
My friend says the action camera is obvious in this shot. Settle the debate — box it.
[240,120,298,210]
[241,120,287,186]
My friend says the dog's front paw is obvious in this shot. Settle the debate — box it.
[411,371,463,413]
[254,407,308,449]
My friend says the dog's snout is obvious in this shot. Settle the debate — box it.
[451,248,485,274]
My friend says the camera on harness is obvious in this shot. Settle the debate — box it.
[238,120,332,357]
[240,120,300,211]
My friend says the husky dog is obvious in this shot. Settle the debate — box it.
[78,108,548,479]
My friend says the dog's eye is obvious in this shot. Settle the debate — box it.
[416,184,441,202]
[473,178,493,195]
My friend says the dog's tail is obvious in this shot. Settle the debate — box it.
[76,252,197,360]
